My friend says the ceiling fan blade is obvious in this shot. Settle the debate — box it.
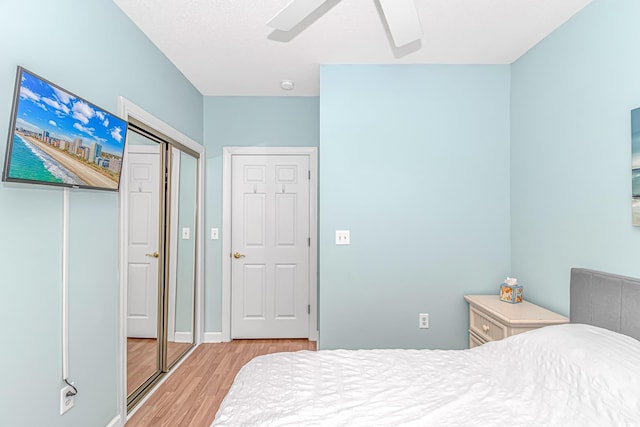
[378,0,423,47]
[267,0,329,31]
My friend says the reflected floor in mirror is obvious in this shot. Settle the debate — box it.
[127,338,192,395]
[127,339,316,426]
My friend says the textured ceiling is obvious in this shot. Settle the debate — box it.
[113,0,592,96]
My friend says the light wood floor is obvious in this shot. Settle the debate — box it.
[126,339,316,427]
[127,338,193,395]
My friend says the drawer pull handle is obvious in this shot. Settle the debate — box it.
[482,324,490,333]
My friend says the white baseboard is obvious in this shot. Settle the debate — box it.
[105,415,122,427]
[201,331,316,343]
[204,332,222,343]
[173,332,193,343]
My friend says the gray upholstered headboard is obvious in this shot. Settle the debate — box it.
[570,268,640,341]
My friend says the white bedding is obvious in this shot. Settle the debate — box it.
[213,324,640,426]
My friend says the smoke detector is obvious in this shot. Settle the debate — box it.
[280,80,295,91]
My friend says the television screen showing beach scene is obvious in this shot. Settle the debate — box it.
[2,67,127,191]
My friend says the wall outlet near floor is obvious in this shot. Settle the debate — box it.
[60,384,75,415]
[419,313,429,329]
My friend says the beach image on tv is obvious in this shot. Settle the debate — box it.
[4,69,126,190]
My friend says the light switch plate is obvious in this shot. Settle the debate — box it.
[182,227,190,239]
[335,230,350,245]
[211,228,219,240]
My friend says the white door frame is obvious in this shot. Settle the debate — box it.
[118,97,205,423]
[222,146,318,342]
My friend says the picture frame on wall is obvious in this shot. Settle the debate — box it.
[631,107,640,226]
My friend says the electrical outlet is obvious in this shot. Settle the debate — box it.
[419,313,429,329]
[335,230,350,245]
[60,384,74,415]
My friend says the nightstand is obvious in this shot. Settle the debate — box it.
[464,295,569,348]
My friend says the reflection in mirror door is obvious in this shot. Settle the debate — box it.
[124,122,199,411]
[125,121,200,412]
[166,147,197,369]
[125,130,162,398]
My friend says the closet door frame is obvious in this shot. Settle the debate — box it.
[117,97,204,423]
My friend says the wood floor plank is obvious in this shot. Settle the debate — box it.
[126,339,316,426]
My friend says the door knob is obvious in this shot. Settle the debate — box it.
[145,251,160,258]
[233,252,246,259]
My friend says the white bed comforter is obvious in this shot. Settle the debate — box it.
[213,324,640,426]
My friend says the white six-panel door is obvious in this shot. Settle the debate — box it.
[126,146,161,338]
[231,155,310,338]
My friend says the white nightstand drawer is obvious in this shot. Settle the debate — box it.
[470,306,507,342]
[469,330,485,348]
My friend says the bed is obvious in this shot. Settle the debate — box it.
[213,269,640,426]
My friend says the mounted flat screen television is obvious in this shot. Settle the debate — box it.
[2,66,128,191]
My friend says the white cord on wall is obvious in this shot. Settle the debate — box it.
[62,188,70,380]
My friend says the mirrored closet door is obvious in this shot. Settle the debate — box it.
[165,147,198,370]
[124,121,199,411]
[125,130,163,398]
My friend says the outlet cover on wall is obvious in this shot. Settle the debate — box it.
[60,384,74,415]
[335,230,350,245]
[419,313,429,329]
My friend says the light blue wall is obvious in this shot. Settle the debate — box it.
[510,0,640,316]
[319,65,511,350]
[0,1,202,426]
[202,97,320,332]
